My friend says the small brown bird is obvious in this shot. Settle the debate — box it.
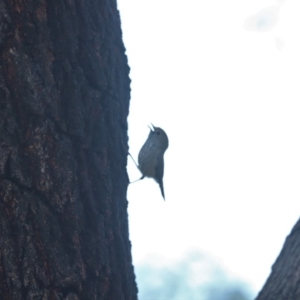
[130,124,169,200]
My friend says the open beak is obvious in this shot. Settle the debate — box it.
[148,123,155,132]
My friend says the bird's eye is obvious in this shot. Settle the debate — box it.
[156,131,160,135]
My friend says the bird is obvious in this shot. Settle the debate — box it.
[129,124,169,200]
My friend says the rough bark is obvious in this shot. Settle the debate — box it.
[256,218,300,300]
[0,0,137,299]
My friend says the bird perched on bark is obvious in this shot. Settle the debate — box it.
[130,124,169,200]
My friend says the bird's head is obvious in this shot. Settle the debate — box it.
[147,124,169,151]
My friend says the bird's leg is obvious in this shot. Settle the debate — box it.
[130,175,145,184]
[128,152,144,184]
[128,152,139,169]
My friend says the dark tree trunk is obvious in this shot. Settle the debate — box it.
[0,0,137,299]
[256,218,300,300]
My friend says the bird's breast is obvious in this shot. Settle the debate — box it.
[138,142,159,178]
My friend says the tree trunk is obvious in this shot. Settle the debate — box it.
[256,218,300,300]
[0,0,137,299]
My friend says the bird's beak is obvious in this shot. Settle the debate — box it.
[148,123,155,132]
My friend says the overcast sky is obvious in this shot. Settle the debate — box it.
[118,0,300,293]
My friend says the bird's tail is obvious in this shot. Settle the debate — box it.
[158,180,165,200]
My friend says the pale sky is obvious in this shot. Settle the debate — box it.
[118,0,300,293]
